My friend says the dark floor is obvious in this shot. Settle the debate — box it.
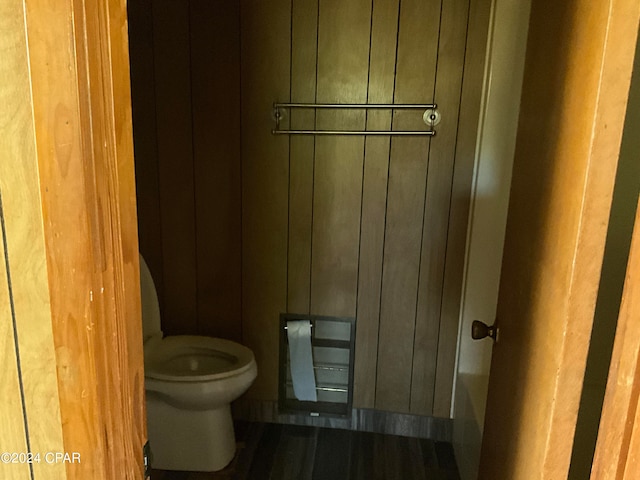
[151,422,460,480]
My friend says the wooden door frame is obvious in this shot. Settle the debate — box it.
[6,0,640,478]
[3,0,147,478]
[591,195,640,479]
[478,0,640,478]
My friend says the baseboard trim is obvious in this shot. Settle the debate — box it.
[232,398,452,442]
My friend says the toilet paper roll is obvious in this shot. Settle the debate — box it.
[286,320,317,402]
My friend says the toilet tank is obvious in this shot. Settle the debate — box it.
[139,254,163,342]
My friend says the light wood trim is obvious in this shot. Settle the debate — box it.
[105,0,148,473]
[591,195,640,478]
[23,0,107,475]
[544,0,639,474]
[24,0,146,477]
[478,0,640,477]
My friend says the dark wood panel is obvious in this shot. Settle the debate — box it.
[411,0,470,416]
[310,0,371,318]
[287,0,318,314]
[128,0,485,418]
[241,0,291,399]
[190,0,242,341]
[127,0,165,314]
[375,0,442,413]
[152,0,197,335]
[353,0,400,410]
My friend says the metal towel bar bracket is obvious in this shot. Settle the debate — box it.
[272,102,439,136]
[274,102,437,109]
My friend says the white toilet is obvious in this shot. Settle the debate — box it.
[139,255,257,472]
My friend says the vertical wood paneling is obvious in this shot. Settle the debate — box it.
[0,227,29,480]
[0,6,38,477]
[129,0,244,341]
[287,0,318,314]
[353,0,400,409]
[1,0,67,478]
[153,0,197,335]
[0,181,66,480]
[191,0,242,341]
[310,0,371,318]
[412,0,470,416]
[127,0,165,315]
[241,0,291,399]
[375,0,442,413]
[129,0,485,415]
[431,0,490,417]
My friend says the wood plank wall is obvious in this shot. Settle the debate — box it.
[241,0,474,416]
[240,0,292,402]
[129,0,483,417]
[2,0,147,477]
[1,4,66,478]
[129,0,243,340]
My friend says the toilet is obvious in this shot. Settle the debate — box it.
[139,255,257,472]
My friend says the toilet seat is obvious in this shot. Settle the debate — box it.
[145,335,255,382]
[140,253,257,471]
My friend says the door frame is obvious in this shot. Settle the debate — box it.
[3,0,147,478]
[5,0,640,478]
[478,0,640,478]
[591,195,640,478]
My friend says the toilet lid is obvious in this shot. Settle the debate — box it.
[144,335,256,382]
[139,254,162,340]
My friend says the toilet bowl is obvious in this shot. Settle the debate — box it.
[140,255,257,472]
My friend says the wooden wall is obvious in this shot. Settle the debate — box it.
[241,0,476,417]
[129,0,486,417]
[1,3,66,478]
[2,0,147,477]
[129,0,243,340]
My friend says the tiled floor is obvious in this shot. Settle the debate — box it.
[151,422,460,480]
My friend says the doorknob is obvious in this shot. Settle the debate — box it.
[472,320,499,342]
